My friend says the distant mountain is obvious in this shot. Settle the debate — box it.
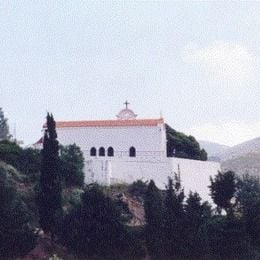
[199,140,230,160]
[217,137,260,162]
[221,151,260,177]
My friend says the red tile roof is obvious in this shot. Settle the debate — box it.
[43,118,164,128]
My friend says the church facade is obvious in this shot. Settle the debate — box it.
[42,103,220,202]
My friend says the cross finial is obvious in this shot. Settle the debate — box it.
[124,100,130,109]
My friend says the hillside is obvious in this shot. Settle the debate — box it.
[221,151,260,177]
[217,137,260,162]
[199,140,230,160]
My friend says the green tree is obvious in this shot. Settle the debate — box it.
[0,165,36,258]
[0,108,10,141]
[62,184,144,259]
[0,140,22,168]
[166,124,207,160]
[202,215,250,259]
[144,180,165,259]
[19,148,41,182]
[38,113,62,241]
[163,174,185,258]
[60,144,84,187]
[0,141,41,181]
[236,175,260,249]
[184,192,211,257]
[209,171,236,215]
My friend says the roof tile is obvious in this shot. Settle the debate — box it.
[43,118,164,128]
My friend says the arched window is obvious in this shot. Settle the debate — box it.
[107,147,114,157]
[99,147,105,156]
[90,147,96,156]
[129,146,136,157]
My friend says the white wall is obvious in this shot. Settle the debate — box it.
[57,124,166,157]
[168,158,220,203]
[56,124,220,203]
[85,157,220,203]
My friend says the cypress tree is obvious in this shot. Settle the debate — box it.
[38,113,62,241]
[144,180,165,259]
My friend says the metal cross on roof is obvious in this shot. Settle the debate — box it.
[124,100,130,109]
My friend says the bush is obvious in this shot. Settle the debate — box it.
[0,165,36,258]
[128,179,148,201]
[62,184,145,259]
[0,140,23,168]
[60,144,84,187]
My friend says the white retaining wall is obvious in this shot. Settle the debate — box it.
[84,157,220,202]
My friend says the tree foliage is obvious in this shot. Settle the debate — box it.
[18,148,41,182]
[202,215,250,259]
[236,175,260,247]
[62,184,145,259]
[0,140,23,168]
[0,108,10,141]
[144,180,165,259]
[38,113,62,239]
[163,175,186,257]
[166,124,207,160]
[60,144,84,187]
[0,165,36,258]
[0,140,41,182]
[184,192,211,257]
[209,171,236,215]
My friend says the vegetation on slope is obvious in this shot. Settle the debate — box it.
[1,110,260,259]
[0,162,36,258]
[166,124,208,160]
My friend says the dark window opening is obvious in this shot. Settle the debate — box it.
[90,147,96,156]
[129,146,136,157]
[99,147,105,156]
[107,147,114,157]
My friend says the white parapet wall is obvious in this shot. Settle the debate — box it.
[168,158,220,203]
[84,156,220,203]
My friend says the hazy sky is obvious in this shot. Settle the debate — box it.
[1,1,260,146]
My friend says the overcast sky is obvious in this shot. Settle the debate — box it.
[0,1,260,146]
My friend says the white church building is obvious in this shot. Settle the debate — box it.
[41,102,220,202]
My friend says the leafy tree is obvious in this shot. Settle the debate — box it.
[62,184,144,259]
[184,192,211,257]
[209,171,236,215]
[60,144,84,187]
[144,180,165,259]
[0,108,10,141]
[38,113,62,241]
[166,124,207,160]
[202,215,250,259]
[0,141,41,181]
[163,174,185,258]
[236,175,260,248]
[0,140,22,168]
[19,148,41,182]
[0,165,36,258]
